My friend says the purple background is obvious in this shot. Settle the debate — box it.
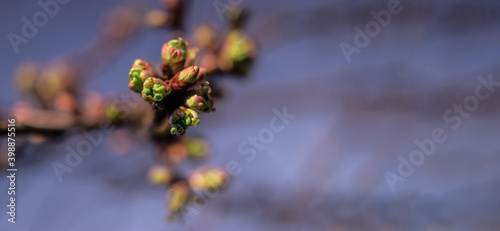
[1,0,500,230]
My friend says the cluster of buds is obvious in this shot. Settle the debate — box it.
[128,59,159,93]
[148,165,228,219]
[14,60,79,113]
[186,81,215,113]
[1,2,256,222]
[142,77,170,102]
[128,38,216,135]
[169,107,200,135]
[194,7,255,75]
[133,2,256,221]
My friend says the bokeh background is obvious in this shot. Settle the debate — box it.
[1,0,500,230]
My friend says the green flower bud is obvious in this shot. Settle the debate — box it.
[204,169,227,191]
[197,81,211,95]
[142,77,171,102]
[184,108,200,125]
[182,138,209,160]
[227,30,254,63]
[179,66,199,83]
[132,59,155,72]
[168,182,189,214]
[148,165,172,185]
[189,168,227,192]
[162,38,188,73]
[219,29,255,74]
[186,93,215,113]
[169,107,200,135]
[105,105,122,123]
[129,68,157,93]
[185,81,215,112]
[186,94,203,109]
[169,66,201,91]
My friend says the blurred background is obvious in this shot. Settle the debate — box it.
[1,0,500,230]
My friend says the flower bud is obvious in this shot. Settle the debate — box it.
[142,77,171,102]
[144,9,169,28]
[15,62,39,96]
[186,93,215,113]
[169,66,200,91]
[219,29,255,74]
[148,165,172,185]
[129,64,157,93]
[167,182,189,214]
[194,24,215,49]
[182,138,209,160]
[132,59,156,72]
[162,38,188,74]
[189,168,227,192]
[197,81,211,95]
[185,81,215,112]
[165,142,187,163]
[105,105,122,123]
[179,66,199,83]
[204,169,227,191]
[169,107,200,135]
[36,61,76,103]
